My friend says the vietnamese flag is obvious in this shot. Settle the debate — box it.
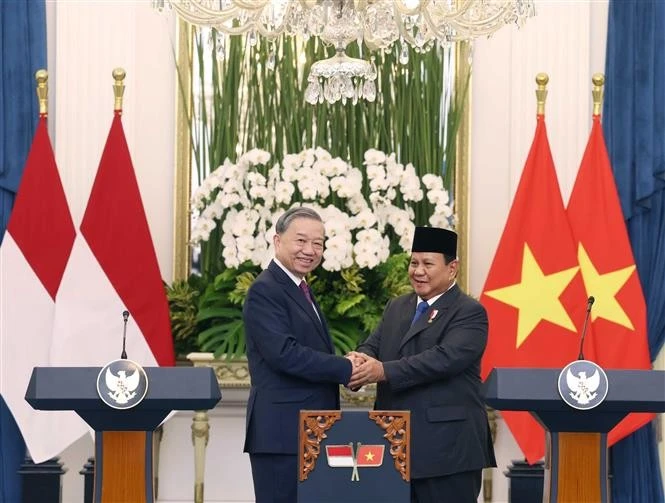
[356,445,384,467]
[480,115,590,463]
[566,114,653,444]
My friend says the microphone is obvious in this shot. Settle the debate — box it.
[577,296,595,360]
[121,310,129,359]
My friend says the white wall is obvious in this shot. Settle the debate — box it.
[50,1,176,282]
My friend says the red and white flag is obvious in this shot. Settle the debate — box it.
[326,445,354,467]
[50,111,174,374]
[0,117,88,462]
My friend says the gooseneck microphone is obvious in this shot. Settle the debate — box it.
[121,310,129,359]
[577,296,595,360]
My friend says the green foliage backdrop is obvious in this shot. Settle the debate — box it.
[169,29,468,357]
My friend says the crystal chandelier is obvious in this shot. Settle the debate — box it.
[158,0,535,104]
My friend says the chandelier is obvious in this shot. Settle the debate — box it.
[159,0,535,104]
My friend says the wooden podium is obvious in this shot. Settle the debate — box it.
[485,368,665,503]
[25,366,221,503]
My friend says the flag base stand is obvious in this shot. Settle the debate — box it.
[504,459,544,503]
[18,456,66,503]
[79,457,95,503]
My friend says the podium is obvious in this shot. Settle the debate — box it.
[25,366,221,503]
[297,410,411,502]
[485,368,665,503]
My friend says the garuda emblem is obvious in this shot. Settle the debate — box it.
[106,368,139,404]
[96,359,148,410]
[557,360,608,411]
[566,369,599,405]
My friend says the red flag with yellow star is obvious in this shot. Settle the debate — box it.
[480,115,590,463]
[566,115,653,444]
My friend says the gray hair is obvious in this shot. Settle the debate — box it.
[275,206,323,234]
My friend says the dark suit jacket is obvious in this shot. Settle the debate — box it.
[357,284,496,479]
[243,260,352,455]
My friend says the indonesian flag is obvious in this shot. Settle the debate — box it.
[0,117,87,462]
[566,115,654,444]
[326,445,354,467]
[50,112,174,375]
[480,115,590,463]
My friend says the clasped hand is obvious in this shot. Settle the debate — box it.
[344,351,385,390]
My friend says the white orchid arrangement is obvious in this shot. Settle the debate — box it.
[185,146,454,356]
[190,146,454,272]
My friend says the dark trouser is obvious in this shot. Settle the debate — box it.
[249,453,298,503]
[411,470,482,503]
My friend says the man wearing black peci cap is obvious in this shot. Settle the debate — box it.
[348,226,496,503]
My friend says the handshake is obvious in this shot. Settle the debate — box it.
[344,351,385,390]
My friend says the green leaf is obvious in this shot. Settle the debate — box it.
[335,294,366,315]
[196,306,242,322]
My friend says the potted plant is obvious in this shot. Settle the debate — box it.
[167,146,454,362]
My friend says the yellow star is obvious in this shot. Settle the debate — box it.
[577,244,635,329]
[484,244,579,348]
[365,451,375,461]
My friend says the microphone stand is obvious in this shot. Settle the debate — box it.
[577,296,595,360]
[121,310,129,359]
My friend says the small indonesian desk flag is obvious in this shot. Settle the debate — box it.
[326,445,354,467]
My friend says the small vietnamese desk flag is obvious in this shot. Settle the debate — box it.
[51,110,175,372]
[480,115,590,463]
[356,444,384,467]
[566,114,653,444]
[0,116,88,462]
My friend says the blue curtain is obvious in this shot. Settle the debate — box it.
[0,1,47,501]
[604,1,665,502]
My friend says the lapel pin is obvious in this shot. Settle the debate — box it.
[427,309,439,323]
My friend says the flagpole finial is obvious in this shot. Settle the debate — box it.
[535,73,549,116]
[592,73,605,116]
[35,69,48,116]
[112,68,126,112]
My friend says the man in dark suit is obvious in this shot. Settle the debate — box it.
[348,226,496,503]
[243,206,356,503]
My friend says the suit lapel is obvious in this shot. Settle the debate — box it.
[399,285,462,350]
[311,296,334,351]
[380,294,418,360]
[399,294,418,339]
[268,261,334,352]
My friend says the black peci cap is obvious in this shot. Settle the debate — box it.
[411,226,457,257]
